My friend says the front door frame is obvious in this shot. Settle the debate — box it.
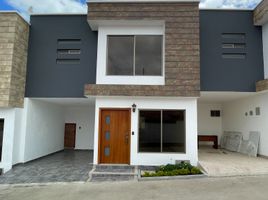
[98,108,131,164]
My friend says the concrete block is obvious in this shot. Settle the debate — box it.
[238,131,260,157]
[220,131,242,152]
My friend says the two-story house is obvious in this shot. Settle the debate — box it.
[0,0,267,173]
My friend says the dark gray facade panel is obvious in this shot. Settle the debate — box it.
[200,10,264,92]
[25,15,97,97]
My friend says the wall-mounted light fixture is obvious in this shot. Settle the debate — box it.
[132,103,137,113]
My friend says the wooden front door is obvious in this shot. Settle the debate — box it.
[64,123,76,149]
[99,109,131,164]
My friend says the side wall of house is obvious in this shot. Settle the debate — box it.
[222,91,268,156]
[23,99,65,162]
[64,106,95,150]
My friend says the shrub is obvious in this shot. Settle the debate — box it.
[156,162,194,172]
[190,167,202,175]
[143,172,152,177]
[142,162,202,177]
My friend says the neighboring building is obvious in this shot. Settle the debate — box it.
[0,0,267,173]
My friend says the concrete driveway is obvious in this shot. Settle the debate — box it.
[199,147,268,176]
[0,175,268,200]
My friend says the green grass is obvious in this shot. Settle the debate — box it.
[142,162,203,177]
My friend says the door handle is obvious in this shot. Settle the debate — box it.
[125,134,129,145]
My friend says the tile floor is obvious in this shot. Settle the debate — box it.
[0,150,93,184]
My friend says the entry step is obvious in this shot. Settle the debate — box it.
[89,165,138,182]
[94,164,135,173]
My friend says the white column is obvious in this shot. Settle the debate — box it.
[263,23,268,79]
[0,109,16,173]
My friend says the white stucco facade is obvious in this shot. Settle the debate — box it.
[93,97,198,166]
[22,99,65,162]
[2,93,268,173]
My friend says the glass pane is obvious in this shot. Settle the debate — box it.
[135,35,162,76]
[105,116,110,125]
[139,111,161,152]
[105,131,110,141]
[162,110,185,153]
[104,147,110,156]
[107,36,134,75]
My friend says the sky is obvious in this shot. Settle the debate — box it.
[0,0,263,21]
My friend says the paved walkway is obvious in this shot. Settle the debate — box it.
[0,175,268,200]
[199,147,268,176]
[0,150,93,184]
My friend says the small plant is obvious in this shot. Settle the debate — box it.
[191,167,202,174]
[142,162,202,177]
[156,162,193,172]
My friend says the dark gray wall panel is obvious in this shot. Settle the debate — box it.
[25,15,97,97]
[200,10,264,92]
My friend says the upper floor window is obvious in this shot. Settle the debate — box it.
[107,35,163,76]
[56,39,81,64]
[221,33,246,59]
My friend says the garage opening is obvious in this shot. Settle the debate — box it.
[0,119,4,162]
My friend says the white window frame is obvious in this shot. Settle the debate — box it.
[96,25,165,85]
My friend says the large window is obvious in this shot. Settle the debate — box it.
[107,35,163,76]
[139,110,185,153]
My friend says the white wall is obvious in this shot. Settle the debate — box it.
[23,99,65,162]
[65,106,95,150]
[222,91,268,156]
[198,103,222,142]
[263,23,268,79]
[12,108,24,165]
[94,97,198,166]
[0,108,16,173]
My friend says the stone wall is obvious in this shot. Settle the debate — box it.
[0,12,29,107]
[256,79,268,92]
[85,2,200,97]
[254,0,268,25]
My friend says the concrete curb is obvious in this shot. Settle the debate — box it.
[0,181,86,188]
[137,169,208,181]
[138,174,207,181]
